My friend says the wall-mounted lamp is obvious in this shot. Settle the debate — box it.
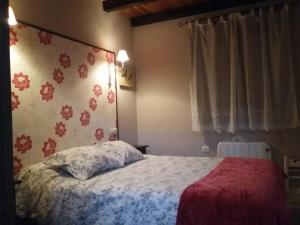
[8,6,17,26]
[116,50,135,88]
[116,50,129,69]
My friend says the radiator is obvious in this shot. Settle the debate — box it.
[217,141,271,160]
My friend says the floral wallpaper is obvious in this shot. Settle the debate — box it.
[10,24,117,175]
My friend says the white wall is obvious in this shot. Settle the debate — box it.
[134,5,300,158]
[134,19,208,156]
[10,0,138,144]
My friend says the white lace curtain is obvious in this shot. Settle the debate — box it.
[189,5,299,133]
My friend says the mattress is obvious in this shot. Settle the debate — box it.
[16,155,222,225]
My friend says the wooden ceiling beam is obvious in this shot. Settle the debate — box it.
[131,0,269,26]
[103,0,158,12]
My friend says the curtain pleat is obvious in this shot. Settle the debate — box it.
[189,5,299,133]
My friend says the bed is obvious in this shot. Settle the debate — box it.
[16,154,221,225]
[15,141,290,225]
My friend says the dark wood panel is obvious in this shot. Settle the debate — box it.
[109,0,293,26]
[131,0,269,26]
[123,1,170,17]
[103,0,158,12]
[0,1,16,225]
[120,0,204,17]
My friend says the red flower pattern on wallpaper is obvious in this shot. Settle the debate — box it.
[61,105,73,120]
[11,92,20,110]
[55,122,67,137]
[89,97,97,111]
[78,64,88,79]
[80,110,90,126]
[13,157,23,175]
[95,128,104,141]
[38,30,52,45]
[58,53,71,68]
[87,52,95,65]
[42,138,56,157]
[93,84,102,97]
[92,47,100,53]
[40,82,54,101]
[14,134,32,153]
[10,26,118,172]
[106,52,114,64]
[109,133,118,141]
[12,72,30,91]
[9,28,18,46]
[53,68,64,84]
[107,90,115,104]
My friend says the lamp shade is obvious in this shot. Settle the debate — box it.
[8,7,17,26]
[116,50,129,63]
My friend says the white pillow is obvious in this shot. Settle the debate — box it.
[44,145,125,180]
[100,141,144,164]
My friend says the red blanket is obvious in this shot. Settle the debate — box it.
[176,157,290,225]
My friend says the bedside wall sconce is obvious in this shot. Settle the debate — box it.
[8,6,17,26]
[106,50,128,89]
[116,50,135,88]
[116,50,129,69]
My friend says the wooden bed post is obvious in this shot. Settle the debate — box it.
[0,0,16,225]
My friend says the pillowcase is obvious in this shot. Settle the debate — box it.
[44,145,125,180]
[100,141,144,164]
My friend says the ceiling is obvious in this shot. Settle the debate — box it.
[118,0,207,18]
[102,0,283,27]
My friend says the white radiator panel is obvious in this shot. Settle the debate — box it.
[217,141,271,160]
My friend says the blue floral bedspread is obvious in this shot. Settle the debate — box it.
[16,155,222,225]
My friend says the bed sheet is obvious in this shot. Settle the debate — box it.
[16,155,222,225]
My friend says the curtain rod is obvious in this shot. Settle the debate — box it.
[178,0,297,27]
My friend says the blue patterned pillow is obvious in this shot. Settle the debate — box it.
[44,145,125,180]
[100,141,144,164]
